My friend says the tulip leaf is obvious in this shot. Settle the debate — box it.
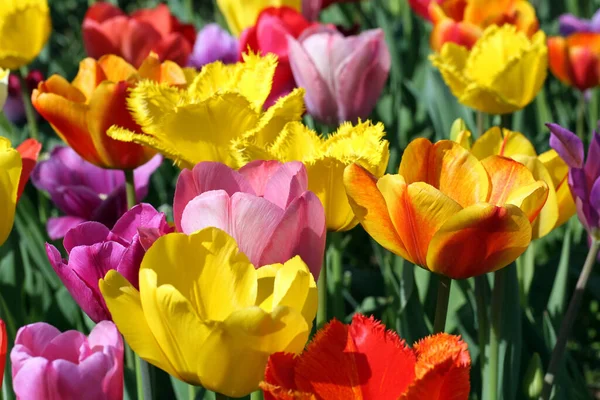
[547,222,573,318]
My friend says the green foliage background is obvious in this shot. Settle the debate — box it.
[2,0,600,399]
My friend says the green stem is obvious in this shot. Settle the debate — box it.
[576,91,586,141]
[184,0,194,22]
[125,341,135,371]
[135,355,153,400]
[125,169,137,209]
[589,89,598,143]
[475,275,489,377]
[540,240,600,400]
[329,232,344,320]
[250,391,264,400]
[17,66,38,141]
[188,384,196,400]
[489,268,508,400]
[433,275,452,333]
[214,393,228,400]
[316,254,328,329]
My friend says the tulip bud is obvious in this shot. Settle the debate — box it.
[523,353,544,399]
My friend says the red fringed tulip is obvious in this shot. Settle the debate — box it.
[240,6,313,106]
[0,320,5,390]
[287,26,390,124]
[548,33,600,91]
[174,160,326,279]
[82,2,196,68]
[261,314,471,399]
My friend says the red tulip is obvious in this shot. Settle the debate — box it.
[15,139,41,200]
[0,320,6,390]
[82,2,196,68]
[261,314,471,399]
[240,6,314,106]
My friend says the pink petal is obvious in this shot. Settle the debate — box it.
[88,321,123,354]
[63,222,112,254]
[12,357,60,400]
[263,161,309,209]
[51,355,112,399]
[47,216,87,241]
[180,190,232,235]
[238,160,285,197]
[42,331,87,363]
[110,203,165,242]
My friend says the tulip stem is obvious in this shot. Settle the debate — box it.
[540,239,600,400]
[17,66,39,141]
[125,169,137,209]
[576,91,586,142]
[316,256,328,329]
[184,0,194,22]
[136,355,153,400]
[475,275,489,375]
[329,232,345,320]
[489,267,508,400]
[188,384,196,400]
[433,275,452,333]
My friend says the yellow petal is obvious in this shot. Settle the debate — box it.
[99,270,182,380]
[471,127,537,159]
[217,0,302,36]
[0,138,21,246]
[430,43,470,101]
[482,155,538,205]
[268,121,323,162]
[270,256,317,324]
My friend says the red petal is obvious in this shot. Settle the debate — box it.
[0,320,5,390]
[132,4,172,37]
[83,2,124,23]
[263,353,301,400]
[15,139,41,200]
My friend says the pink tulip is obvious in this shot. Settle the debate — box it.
[174,160,326,279]
[287,26,390,125]
[11,321,123,400]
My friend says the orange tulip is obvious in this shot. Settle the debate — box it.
[344,138,549,279]
[548,33,600,91]
[32,54,186,169]
[428,0,538,52]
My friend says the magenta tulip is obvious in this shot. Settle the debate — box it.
[11,321,123,400]
[287,25,390,125]
[46,204,171,323]
[174,160,326,278]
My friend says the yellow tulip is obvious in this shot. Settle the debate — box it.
[108,53,305,169]
[0,0,51,69]
[233,120,390,231]
[100,227,316,397]
[0,138,22,246]
[217,0,301,36]
[455,123,575,238]
[0,68,8,108]
[430,24,547,115]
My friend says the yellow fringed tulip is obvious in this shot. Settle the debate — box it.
[0,138,22,246]
[107,53,305,169]
[455,124,575,238]
[217,0,301,36]
[0,0,51,69]
[100,228,317,398]
[233,120,390,231]
[430,24,547,115]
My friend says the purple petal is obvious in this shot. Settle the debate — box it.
[111,203,166,242]
[547,123,585,168]
[188,24,239,68]
[559,13,591,35]
[569,168,588,201]
[47,216,87,241]
[67,242,128,292]
[91,186,128,229]
[63,222,112,254]
[585,132,600,184]
[133,154,163,201]
[52,186,104,218]
[591,9,600,32]
[590,177,600,215]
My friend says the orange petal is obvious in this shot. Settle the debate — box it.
[430,19,481,52]
[15,139,42,201]
[427,203,532,279]
[567,45,600,91]
[377,176,462,268]
[97,54,138,82]
[400,333,471,400]
[399,138,489,207]
[548,36,573,86]
[87,80,155,169]
[481,155,537,206]
[343,164,409,260]
[72,58,108,100]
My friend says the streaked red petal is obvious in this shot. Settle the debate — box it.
[15,139,41,200]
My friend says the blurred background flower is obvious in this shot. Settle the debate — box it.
[548,32,600,91]
[3,70,43,124]
[188,23,238,68]
[559,9,600,35]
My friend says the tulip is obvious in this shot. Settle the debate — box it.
[11,321,123,400]
[559,9,600,36]
[82,2,196,68]
[0,68,8,109]
[548,33,600,91]
[241,7,314,106]
[4,70,43,124]
[217,0,302,36]
[431,25,547,115]
[107,53,305,170]
[32,54,186,170]
[0,0,51,70]
[261,314,471,399]
[46,204,170,323]
[174,160,326,278]
[548,122,600,238]
[235,120,390,231]
[455,124,575,238]
[0,138,41,246]
[100,227,317,397]
[0,320,5,389]
[408,0,444,21]
[32,147,161,240]
[188,24,239,69]
[344,138,549,279]
[287,26,391,125]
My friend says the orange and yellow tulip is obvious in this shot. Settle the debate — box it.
[428,0,539,52]
[344,138,549,279]
[548,33,600,91]
[32,54,187,170]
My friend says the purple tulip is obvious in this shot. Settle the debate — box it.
[287,26,390,125]
[173,160,326,279]
[548,122,600,236]
[187,23,239,69]
[559,9,600,36]
[46,204,171,323]
[3,71,43,124]
[11,321,123,400]
[31,146,162,240]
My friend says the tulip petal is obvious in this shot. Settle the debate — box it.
[63,222,112,253]
[12,358,56,400]
[482,155,540,205]
[238,160,289,197]
[399,138,489,207]
[261,353,308,400]
[262,161,308,209]
[547,123,585,169]
[427,204,532,278]
[547,36,572,86]
[15,139,41,200]
[46,216,88,241]
[378,176,463,268]
[270,257,317,324]
[471,127,537,160]
[0,140,21,246]
[100,270,181,379]
[343,163,409,259]
[180,190,232,235]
